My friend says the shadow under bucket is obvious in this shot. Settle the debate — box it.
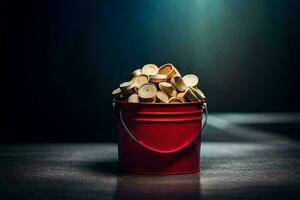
[113,100,207,175]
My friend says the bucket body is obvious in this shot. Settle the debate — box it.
[114,100,204,174]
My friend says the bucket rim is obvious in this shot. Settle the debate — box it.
[113,99,204,106]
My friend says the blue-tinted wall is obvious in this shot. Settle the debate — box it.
[4,0,300,142]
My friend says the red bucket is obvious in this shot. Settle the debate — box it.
[113,100,207,175]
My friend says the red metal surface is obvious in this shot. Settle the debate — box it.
[114,100,204,174]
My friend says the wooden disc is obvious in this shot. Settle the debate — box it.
[177,90,187,99]
[128,93,140,103]
[156,91,169,103]
[112,88,123,100]
[158,82,177,97]
[120,81,135,98]
[185,87,200,102]
[142,64,159,76]
[183,74,199,87]
[132,75,149,88]
[112,87,121,96]
[168,97,185,103]
[120,81,134,91]
[158,63,176,79]
[171,75,186,92]
[131,69,142,78]
[138,83,157,101]
[149,74,168,83]
[191,87,206,100]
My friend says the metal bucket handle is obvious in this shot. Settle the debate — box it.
[116,102,208,154]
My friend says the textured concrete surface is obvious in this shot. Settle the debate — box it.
[1,114,300,200]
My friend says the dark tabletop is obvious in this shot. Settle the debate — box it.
[1,113,300,200]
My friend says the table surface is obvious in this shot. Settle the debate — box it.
[1,113,300,200]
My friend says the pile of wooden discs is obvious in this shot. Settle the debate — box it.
[112,63,206,103]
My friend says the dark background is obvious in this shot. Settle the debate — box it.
[3,0,300,142]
